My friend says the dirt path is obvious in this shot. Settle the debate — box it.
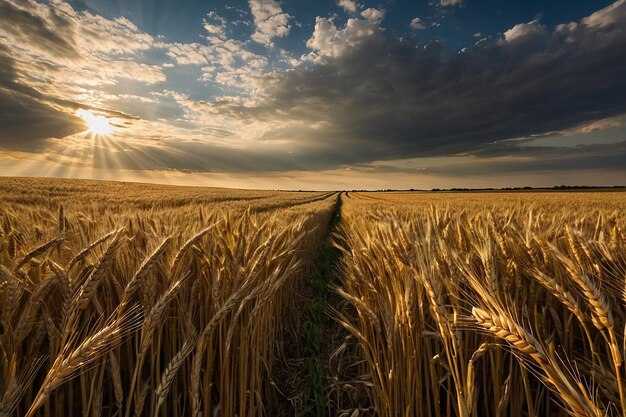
[300,192,344,417]
[271,193,344,417]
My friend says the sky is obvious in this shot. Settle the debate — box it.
[0,0,625,190]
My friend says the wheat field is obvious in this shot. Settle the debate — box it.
[1,178,626,417]
[0,177,336,417]
[334,191,626,417]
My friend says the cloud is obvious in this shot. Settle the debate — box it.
[159,11,270,89]
[574,117,623,134]
[0,0,166,151]
[0,0,154,60]
[426,141,626,177]
[0,44,84,150]
[338,0,359,13]
[440,0,463,6]
[583,0,626,28]
[248,0,291,47]
[165,42,214,65]
[102,61,166,85]
[197,37,268,89]
[203,11,227,37]
[305,12,385,60]
[503,20,547,42]
[361,8,385,24]
[77,14,153,55]
[201,1,626,170]
[162,10,269,86]
[410,17,426,30]
[0,0,162,91]
[0,0,78,58]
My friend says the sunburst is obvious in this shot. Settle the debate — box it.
[77,109,113,135]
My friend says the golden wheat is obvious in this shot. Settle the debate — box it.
[0,177,336,417]
[336,190,626,417]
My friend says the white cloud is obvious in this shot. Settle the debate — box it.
[0,0,154,59]
[361,8,385,24]
[160,23,270,88]
[410,17,426,30]
[203,11,227,37]
[78,15,154,55]
[440,0,463,5]
[94,60,166,85]
[582,0,626,28]
[279,49,299,67]
[248,0,291,47]
[338,0,359,13]
[165,42,213,65]
[199,66,217,82]
[306,12,385,60]
[0,0,164,92]
[0,0,79,58]
[503,20,547,42]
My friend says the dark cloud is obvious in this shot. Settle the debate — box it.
[0,45,84,150]
[424,141,626,177]
[0,0,78,58]
[209,1,626,168]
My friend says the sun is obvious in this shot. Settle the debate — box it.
[77,109,113,135]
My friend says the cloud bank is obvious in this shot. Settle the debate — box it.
[0,0,624,187]
[207,1,626,169]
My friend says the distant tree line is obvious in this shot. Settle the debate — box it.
[430,185,626,191]
[343,185,626,192]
